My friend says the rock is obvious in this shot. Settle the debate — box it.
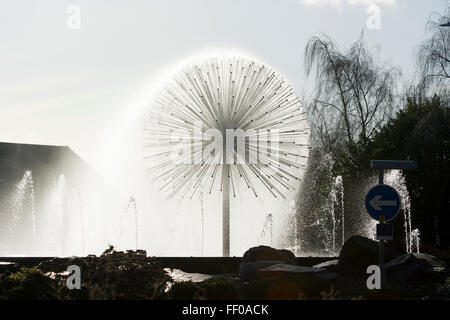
[386,253,448,283]
[338,235,401,275]
[239,260,286,281]
[165,268,216,283]
[238,246,296,281]
[243,264,337,299]
[261,264,338,280]
[0,261,18,274]
[313,259,339,273]
[241,246,296,265]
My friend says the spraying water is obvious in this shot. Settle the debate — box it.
[260,214,273,247]
[411,228,421,253]
[385,170,416,253]
[11,170,36,253]
[335,176,345,246]
[328,175,345,253]
[119,197,139,250]
[74,186,86,256]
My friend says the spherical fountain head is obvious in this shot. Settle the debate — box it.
[143,56,310,200]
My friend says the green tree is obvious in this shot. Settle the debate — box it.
[370,95,450,245]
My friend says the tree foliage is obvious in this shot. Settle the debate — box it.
[304,33,399,151]
[369,95,450,245]
[303,18,450,247]
[416,5,450,94]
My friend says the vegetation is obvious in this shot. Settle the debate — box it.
[416,3,450,93]
[0,267,63,300]
[301,4,449,249]
[304,33,399,149]
[0,248,172,300]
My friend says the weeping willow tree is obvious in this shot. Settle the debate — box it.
[416,5,450,96]
[304,33,400,150]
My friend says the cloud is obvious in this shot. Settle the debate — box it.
[300,0,397,8]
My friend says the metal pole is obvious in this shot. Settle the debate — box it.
[222,164,230,257]
[134,199,138,251]
[269,214,273,247]
[200,188,204,257]
[294,213,298,256]
[378,169,386,288]
[379,234,385,287]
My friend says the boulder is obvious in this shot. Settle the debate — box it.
[261,264,337,280]
[338,235,401,275]
[386,253,448,283]
[243,264,337,299]
[241,246,296,265]
[239,246,296,281]
[0,261,18,274]
[165,268,217,283]
[239,260,286,281]
[313,259,340,273]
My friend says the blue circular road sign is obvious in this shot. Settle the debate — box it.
[365,184,401,221]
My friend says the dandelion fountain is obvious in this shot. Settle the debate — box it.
[143,56,310,256]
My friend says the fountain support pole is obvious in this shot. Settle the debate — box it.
[222,164,230,257]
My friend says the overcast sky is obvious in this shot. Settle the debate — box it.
[0,0,447,171]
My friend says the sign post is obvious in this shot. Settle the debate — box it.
[366,160,417,288]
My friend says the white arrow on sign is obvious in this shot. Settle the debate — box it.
[369,195,397,211]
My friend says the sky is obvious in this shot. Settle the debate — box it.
[0,0,447,167]
[0,0,448,255]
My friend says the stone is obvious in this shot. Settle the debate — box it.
[338,235,401,275]
[386,253,448,283]
[0,261,18,274]
[165,268,216,283]
[239,260,286,281]
[238,246,297,281]
[313,259,340,273]
[261,264,338,280]
[242,264,338,299]
[241,246,296,265]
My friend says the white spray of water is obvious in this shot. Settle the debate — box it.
[260,213,274,247]
[119,197,139,250]
[329,192,336,253]
[384,169,420,253]
[54,174,67,255]
[74,186,85,256]
[12,170,36,243]
[411,228,421,253]
[327,175,345,254]
[335,176,345,248]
